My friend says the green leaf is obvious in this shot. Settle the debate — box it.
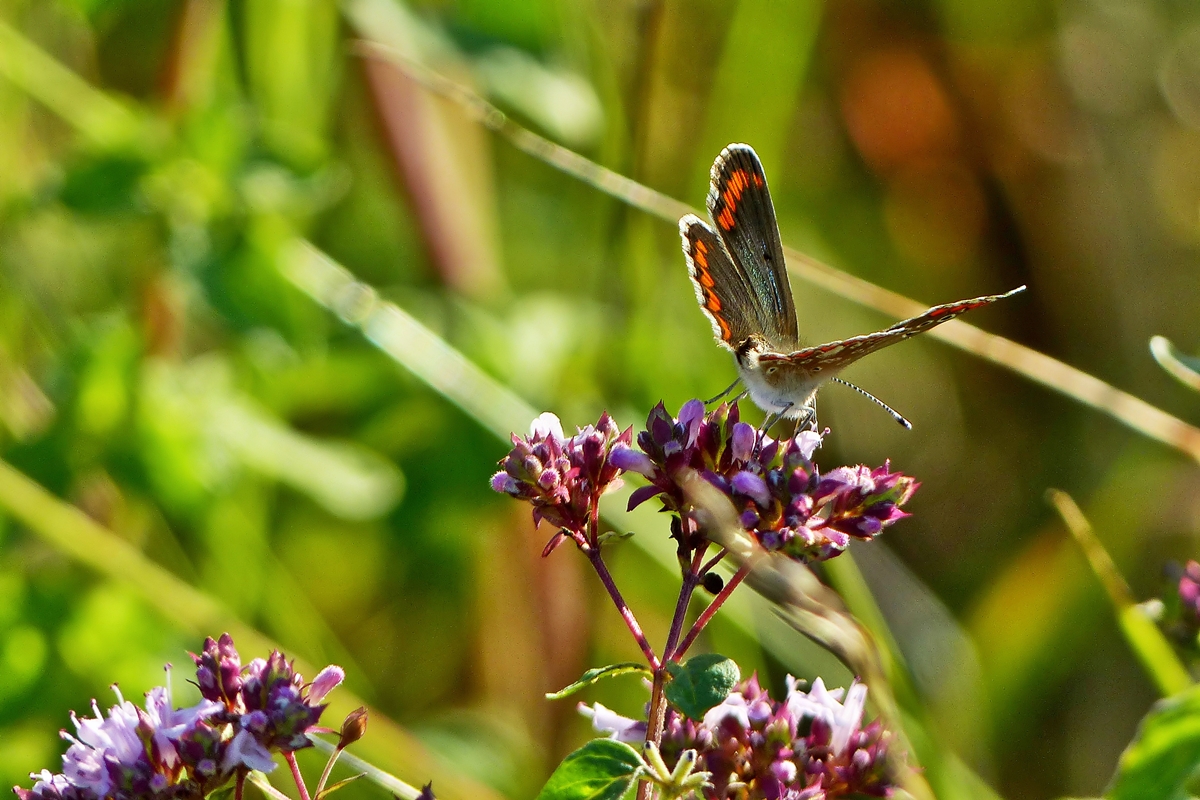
[664,654,740,722]
[315,773,367,800]
[1118,605,1193,698]
[1107,683,1200,800]
[535,739,643,800]
[546,662,653,700]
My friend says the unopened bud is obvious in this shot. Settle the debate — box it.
[338,707,368,749]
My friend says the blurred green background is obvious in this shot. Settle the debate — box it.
[2,0,1200,798]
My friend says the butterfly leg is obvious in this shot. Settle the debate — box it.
[755,402,795,454]
[704,378,743,405]
[794,403,818,433]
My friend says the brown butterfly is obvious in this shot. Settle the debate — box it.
[680,143,1024,427]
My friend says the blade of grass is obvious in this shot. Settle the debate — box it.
[0,18,148,148]
[1047,489,1192,697]
[0,458,502,800]
[823,551,1002,800]
[690,0,822,196]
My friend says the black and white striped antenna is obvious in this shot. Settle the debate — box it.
[832,377,912,429]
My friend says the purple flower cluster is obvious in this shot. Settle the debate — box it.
[1158,560,1200,650]
[617,401,918,562]
[14,634,344,800]
[491,411,632,555]
[583,674,892,799]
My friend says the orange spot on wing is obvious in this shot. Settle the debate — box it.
[716,169,761,230]
[710,310,731,341]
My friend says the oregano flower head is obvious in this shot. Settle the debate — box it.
[583,674,893,799]
[491,411,632,554]
[617,400,918,562]
[14,634,345,800]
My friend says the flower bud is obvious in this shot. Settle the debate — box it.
[338,707,368,749]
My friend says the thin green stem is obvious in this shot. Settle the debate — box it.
[316,747,343,797]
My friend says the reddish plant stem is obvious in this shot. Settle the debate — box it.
[587,548,660,670]
[664,545,707,660]
[670,560,754,661]
[637,543,707,800]
[235,772,245,800]
[699,547,728,576]
[285,752,312,800]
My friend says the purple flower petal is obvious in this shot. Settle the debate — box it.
[731,471,771,507]
[610,445,656,478]
[678,399,705,446]
[221,729,276,774]
[627,484,664,510]
[308,666,344,705]
[730,422,756,463]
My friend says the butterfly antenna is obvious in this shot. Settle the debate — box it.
[832,377,912,429]
[705,378,743,405]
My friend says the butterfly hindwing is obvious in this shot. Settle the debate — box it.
[681,215,762,350]
[760,288,1025,373]
[706,144,798,348]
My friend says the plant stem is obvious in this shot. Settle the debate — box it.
[587,549,660,670]
[699,547,727,576]
[285,752,312,800]
[671,560,754,661]
[663,546,706,661]
[316,746,343,797]
[235,772,245,800]
[636,666,668,800]
[635,545,707,800]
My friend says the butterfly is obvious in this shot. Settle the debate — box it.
[680,143,1025,428]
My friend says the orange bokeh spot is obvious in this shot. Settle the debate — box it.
[841,49,959,173]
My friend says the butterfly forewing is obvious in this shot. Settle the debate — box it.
[681,215,763,350]
[759,288,1024,374]
[706,144,798,348]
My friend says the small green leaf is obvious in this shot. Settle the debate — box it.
[547,663,653,700]
[535,739,643,800]
[664,654,740,721]
[315,773,367,800]
[1107,683,1200,800]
